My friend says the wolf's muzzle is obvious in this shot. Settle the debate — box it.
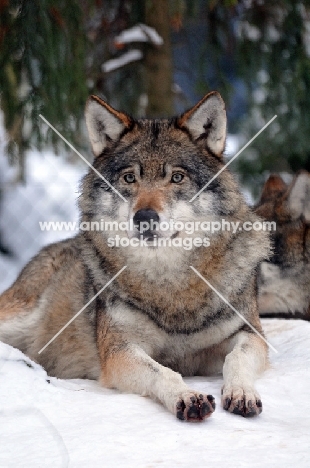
[133,209,159,239]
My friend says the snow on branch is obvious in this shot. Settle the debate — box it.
[114,24,163,46]
[102,49,143,73]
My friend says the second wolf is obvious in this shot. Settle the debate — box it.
[256,172,310,320]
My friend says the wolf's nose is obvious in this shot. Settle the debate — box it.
[133,209,159,231]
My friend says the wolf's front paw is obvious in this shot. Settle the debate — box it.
[221,385,262,417]
[176,392,215,422]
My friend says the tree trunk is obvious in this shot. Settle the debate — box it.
[145,0,173,117]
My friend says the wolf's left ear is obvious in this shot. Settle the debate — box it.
[85,95,132,157]
[177,91,226,157]
[259,175,287,203]
[287,171,310,222]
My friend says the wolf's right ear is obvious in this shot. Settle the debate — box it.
[259,175,287,203]
[287,171,310,222]
[177,91,226,157]
[85,95,132,157]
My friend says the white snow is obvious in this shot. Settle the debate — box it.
[114,24,164,46]
[225,134,240,158]
[102,23,163,73]
[0,150,86,293]
[102,49,143,73]
[0,319,310,467]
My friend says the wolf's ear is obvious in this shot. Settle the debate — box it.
[85,95,132,157]
[177,91,226,157]
[287,171,310,222]
[259,175,287,203]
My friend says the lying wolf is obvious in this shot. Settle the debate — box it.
[0,92,270,420]
[256,172,310,321]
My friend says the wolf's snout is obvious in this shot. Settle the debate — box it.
[133,209,159,237]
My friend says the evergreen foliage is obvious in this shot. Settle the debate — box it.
[0,0,92,177]
[1,0,310,195]
[177,1,310,196]
[235,1,310,196]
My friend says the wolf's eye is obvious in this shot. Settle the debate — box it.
[171,173,184,184]
[123,173,136,183]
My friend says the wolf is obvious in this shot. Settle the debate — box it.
[256,172,310,321]
[0,92,270,421]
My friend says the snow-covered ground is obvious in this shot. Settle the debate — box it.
[1,319,310,467]
[0,150,86,293]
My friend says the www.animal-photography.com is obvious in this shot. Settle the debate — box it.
[1,2,310,467]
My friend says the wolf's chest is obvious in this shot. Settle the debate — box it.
[106,298,242,358]
[112,275,225,333]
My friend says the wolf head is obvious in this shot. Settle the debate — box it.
[79,92,253,266]
[78,92,269,283]
[255,172,310,319]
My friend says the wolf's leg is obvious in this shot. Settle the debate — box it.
[0,240,81,354]
[101,345,215,421]
[0,249,59,348]
[221,330,268,417]
[0,241,72,320]
[98,332,215,421]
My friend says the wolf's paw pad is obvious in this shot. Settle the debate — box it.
[176,392,215,422]
[221,385,262,417]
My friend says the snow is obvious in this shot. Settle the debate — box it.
[114,24,164,46]
[102,49,143,73]
[102,23,163,73]
[225,133,240,158]
[1,319,310,467]
[0,150,86,293]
